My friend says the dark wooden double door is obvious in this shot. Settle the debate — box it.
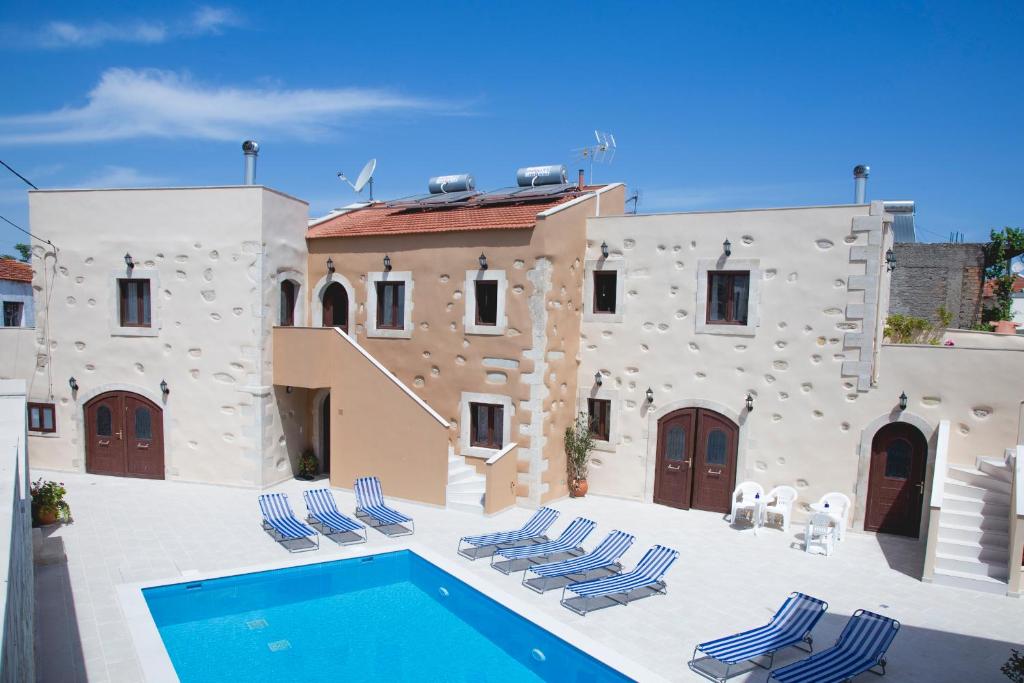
[322,283,349,332]
[85,391,164,479]
[654,408,738,513]
[865,422,926,537]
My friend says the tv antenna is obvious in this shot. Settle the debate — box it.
[572,130,616,184]
[337,158,377,201]
[626,187,643,215]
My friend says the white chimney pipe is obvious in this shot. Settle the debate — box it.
[243,140,259,185]
[853,164,869,204]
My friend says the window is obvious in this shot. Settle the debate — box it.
[376,281,405,330]
[28,402,55,433]
[593,271,617,314]
[3,301,23,327]
[707,271,749,325]
[279,280,296,326]
[884,439,912,479]
[588,398,611,441]
[705,429,728,465]
[470,402,504,449]
[118,279,151,327]
[474,280,498,326]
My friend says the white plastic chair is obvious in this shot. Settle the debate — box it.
[764,485,798,532]
[805,513,836,556]
[729,481,765,527]
[817,492,851,541]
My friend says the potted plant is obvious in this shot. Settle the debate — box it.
[30,478,71,526]
[297,449,319,481]
[565,411,595,497]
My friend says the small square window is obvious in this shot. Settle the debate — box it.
[469,402,503,449]
[118,279,151,327]
[3,301,23,327]
[588,398,611,441]
[474,280,498,326]
[707,271,749,325]
[593,271,617,314]
[376,281,405,330]
[28,402,56,433]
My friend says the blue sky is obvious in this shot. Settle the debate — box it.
[1,1,1022,253]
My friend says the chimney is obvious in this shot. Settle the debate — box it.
[853,164,869,204]
[578,168,585,188]
[242,140,260,185]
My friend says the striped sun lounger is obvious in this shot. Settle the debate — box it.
[354,476,414,536]
[457,507,560,560]
[689,592,828,682]
[258,493,319,552]
[490,517,596,574]
[560,544,678,616]
[303,488,367,545]
[522,530,635,593]
[768,610,900,683]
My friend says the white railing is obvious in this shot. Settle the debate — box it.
[486,441,518,465]
[1008,444,1024,597]
[930,420,951,509]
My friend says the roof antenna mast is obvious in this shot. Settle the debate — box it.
[337,158,377,202]
[572,131,616,185]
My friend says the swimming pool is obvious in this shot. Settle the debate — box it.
[142,550,633,682]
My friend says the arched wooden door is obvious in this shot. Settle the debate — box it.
[865,422,927,537]
[84,391,164,479]
[321,282,348,332]
[654,408,738,513]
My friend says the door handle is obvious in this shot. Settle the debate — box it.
[98,439,110,446]
[137,443,149,449]
[914,481,925,494]
[667,464,681,471]
[115,430,123,440]
[708,468,722,476]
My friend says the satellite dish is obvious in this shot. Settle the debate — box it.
[1012,259,1024,274]
[354,159,376,192]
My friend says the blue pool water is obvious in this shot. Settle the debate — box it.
[143,550,631,682]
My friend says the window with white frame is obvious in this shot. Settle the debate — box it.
[460,392,513,458]
[3,301,23,327]
[464,270,507,335]
[695,258,760,336]
[579,387,619,450]
[583,258,625,322]
[109,269,160,337]
[366,271,413,339]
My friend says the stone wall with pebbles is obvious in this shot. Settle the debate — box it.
[24,187,309,487]
[581,203,1024,526]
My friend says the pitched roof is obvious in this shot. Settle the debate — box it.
[983,276,1024,298]
[307,192,588,239]
[0,259,31,283]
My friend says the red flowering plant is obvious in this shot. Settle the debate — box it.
[30,478,71,523]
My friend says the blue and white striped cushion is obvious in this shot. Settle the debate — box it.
[496,518,596,560]
[566,545,679,598]
[360,504,411,526]
[698,593,827,664]
[303,488,363,533]
[769,610,900,683]
[462,507,560,547]
[258,493,315,539]
[530,531,635,578]
[354,477,412,525]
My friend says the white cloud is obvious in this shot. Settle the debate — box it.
[0,68,445,145]
[9,6,242,49]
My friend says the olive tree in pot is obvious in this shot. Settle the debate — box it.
[565,411,595,497]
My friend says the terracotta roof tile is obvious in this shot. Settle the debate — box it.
[983,276,1024,297]
[307,193,582,239]
[0,259,31,283]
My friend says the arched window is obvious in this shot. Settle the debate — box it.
[322,282,349,332]
[279,280,297,326]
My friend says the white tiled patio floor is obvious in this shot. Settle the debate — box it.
[34,468,1023,682]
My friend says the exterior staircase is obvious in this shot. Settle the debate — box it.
[446,452,485,514]
[932,456,1012,594]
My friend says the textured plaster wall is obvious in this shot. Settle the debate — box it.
[581,205,1024,526]
[23,187,307,487]
[0,327,36,382]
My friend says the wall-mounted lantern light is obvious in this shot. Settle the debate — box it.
[383,254,392,272]
[645,387,654,404]
[124,252,134,270]
[723,239,732,257]
[68,377,78,392]
[898,391,908,411]
[594,371,603,387]
[160,379,169,397]
[600,241,609,258]
[478,253,488,270]
[326,256,335,273]
[745,393,754,412]
[885,248,897,272]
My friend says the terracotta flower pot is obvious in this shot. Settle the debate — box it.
[569,479,589,498]
[37,506,58,526]
[990,320,1020,335]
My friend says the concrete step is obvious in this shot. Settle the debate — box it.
[978,457,1012,483]
[935,538,1009,562]
[936,523,1010,545]
[942,493,1010,516]
[447,465,478,484]
[447,490,484,505]
[446,478,486,494]
[932,568,1009,595]
[934,553,1009,580]
[446,500,485,514]
[940,509,1009,532]
[943,480,1011,504]
[946,466,1012,494]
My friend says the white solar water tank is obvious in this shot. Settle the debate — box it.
[516,165,567,187]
